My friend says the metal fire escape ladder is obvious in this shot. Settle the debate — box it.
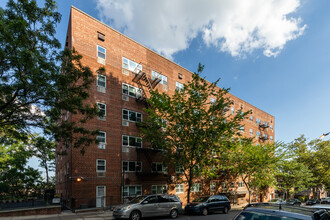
[132,70,161,103]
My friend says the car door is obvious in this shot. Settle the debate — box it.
[207,196,218,212]
[157,195,171,216]
[217,196,226,210]
[140,195,159,217]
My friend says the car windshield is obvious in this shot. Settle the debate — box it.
[128,195,148,204]
[193,196,209,203]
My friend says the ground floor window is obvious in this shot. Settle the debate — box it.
[123,186,142,197]
[191,183,202,192]
[176,184,184,194]
[151,185,167,194]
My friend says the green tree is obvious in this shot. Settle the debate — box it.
[0,0,100,153]
[140,64,248,203]
[32,136,55,185]
[230,141,278,203]
[0,140,42,199]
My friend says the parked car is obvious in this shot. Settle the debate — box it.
[306,199,320,206]
[113,194,183,220]
[321,197,330,204]
[270,198,286,205]
[233,203,330,220]
[286,199,301,206]
[184,195,231,216]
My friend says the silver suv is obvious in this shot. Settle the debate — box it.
[113,194,183,220]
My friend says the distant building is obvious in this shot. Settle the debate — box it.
[55,6,275,209]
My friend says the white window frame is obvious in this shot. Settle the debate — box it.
[176,184,184,194]
[249,129,253,136]
[256,131,261,137]
[152,70,167,85]
[122,57,142,73]
[210,182,216,192]
[249,115,253,122]
[210,97,216,105]
[122,83,142,98]
[122,161,142,172]
[96,159,106,172]
[122,109,142,122]
[238,182,244,188]
[270,136,273,141]
[175,166,183,174]
[96,45,107,60]
[191,183,202,192]
[270,125,273,130]
[97,131,106,149]
[97,74,106,88]
[123,185,142,197]
[256,118,261,124]
[152,185,167,194]
[97,102,106,118]
[122,135,142,148]
[231,107,235,114]
[222,182,227,189]
[152,162,168,173]
[176,82,183,91]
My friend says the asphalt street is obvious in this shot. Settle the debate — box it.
[0,210,241,220]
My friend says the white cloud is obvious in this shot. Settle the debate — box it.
[95,0,306,58]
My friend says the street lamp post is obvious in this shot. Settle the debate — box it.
[319,132,330,139]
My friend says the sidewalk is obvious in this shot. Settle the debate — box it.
[0,210,115,220]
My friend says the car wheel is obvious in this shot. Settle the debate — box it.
[202,208,208,216]
[170,209,178,219]
[223,206,229,214]
[130,210,141,220]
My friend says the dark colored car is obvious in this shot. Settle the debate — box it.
[286,199,302,206]
[233,203,330,220]
[306,199,320,206]
[184,195,231,216]
[113,194,183,220]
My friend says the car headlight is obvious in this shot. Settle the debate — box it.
[121,206,131,210]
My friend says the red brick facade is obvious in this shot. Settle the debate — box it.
[55,6,275,209]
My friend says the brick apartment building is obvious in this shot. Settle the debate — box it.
[55,6,275,209]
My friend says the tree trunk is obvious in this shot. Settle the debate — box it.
[187,167,193,204]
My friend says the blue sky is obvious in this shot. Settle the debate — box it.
[1,0,330,173]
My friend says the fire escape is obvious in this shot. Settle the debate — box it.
[259,122,269,141]
[131,69,164,178]
[132,70,161,106]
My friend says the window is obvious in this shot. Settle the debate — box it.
[176,184,184,194]
[97,45,106,64]
[97,103,106,120]
[122,109,142,122]
[263,121,268,126]
[122,57,142,72]
[123,186,141,197]
[249,115,253,122]
[175,166,183,174]
[270,125,273,130]
[176,82,183,91]
[152,185,167,194]
[231,182,235,189]
[97,132,106,149]
[96,159,106,172]
[210,97,216,105]
[122,161,142,172]
[210,182,216,192]
[238,182,244,188]
[249,129,253,136]
[263,133,268,139]
[256,131,261,137]
[152,70,167,85]
[270,136,273,141]
[222,182,227,189]
[256,118,261,124]
[152,162,168,173]
[231,107,235,114]
[97,74,106,88]
[191,183,202,192]
[240,126,245,132]
[122,135,142,148]
[122,83,142,98]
